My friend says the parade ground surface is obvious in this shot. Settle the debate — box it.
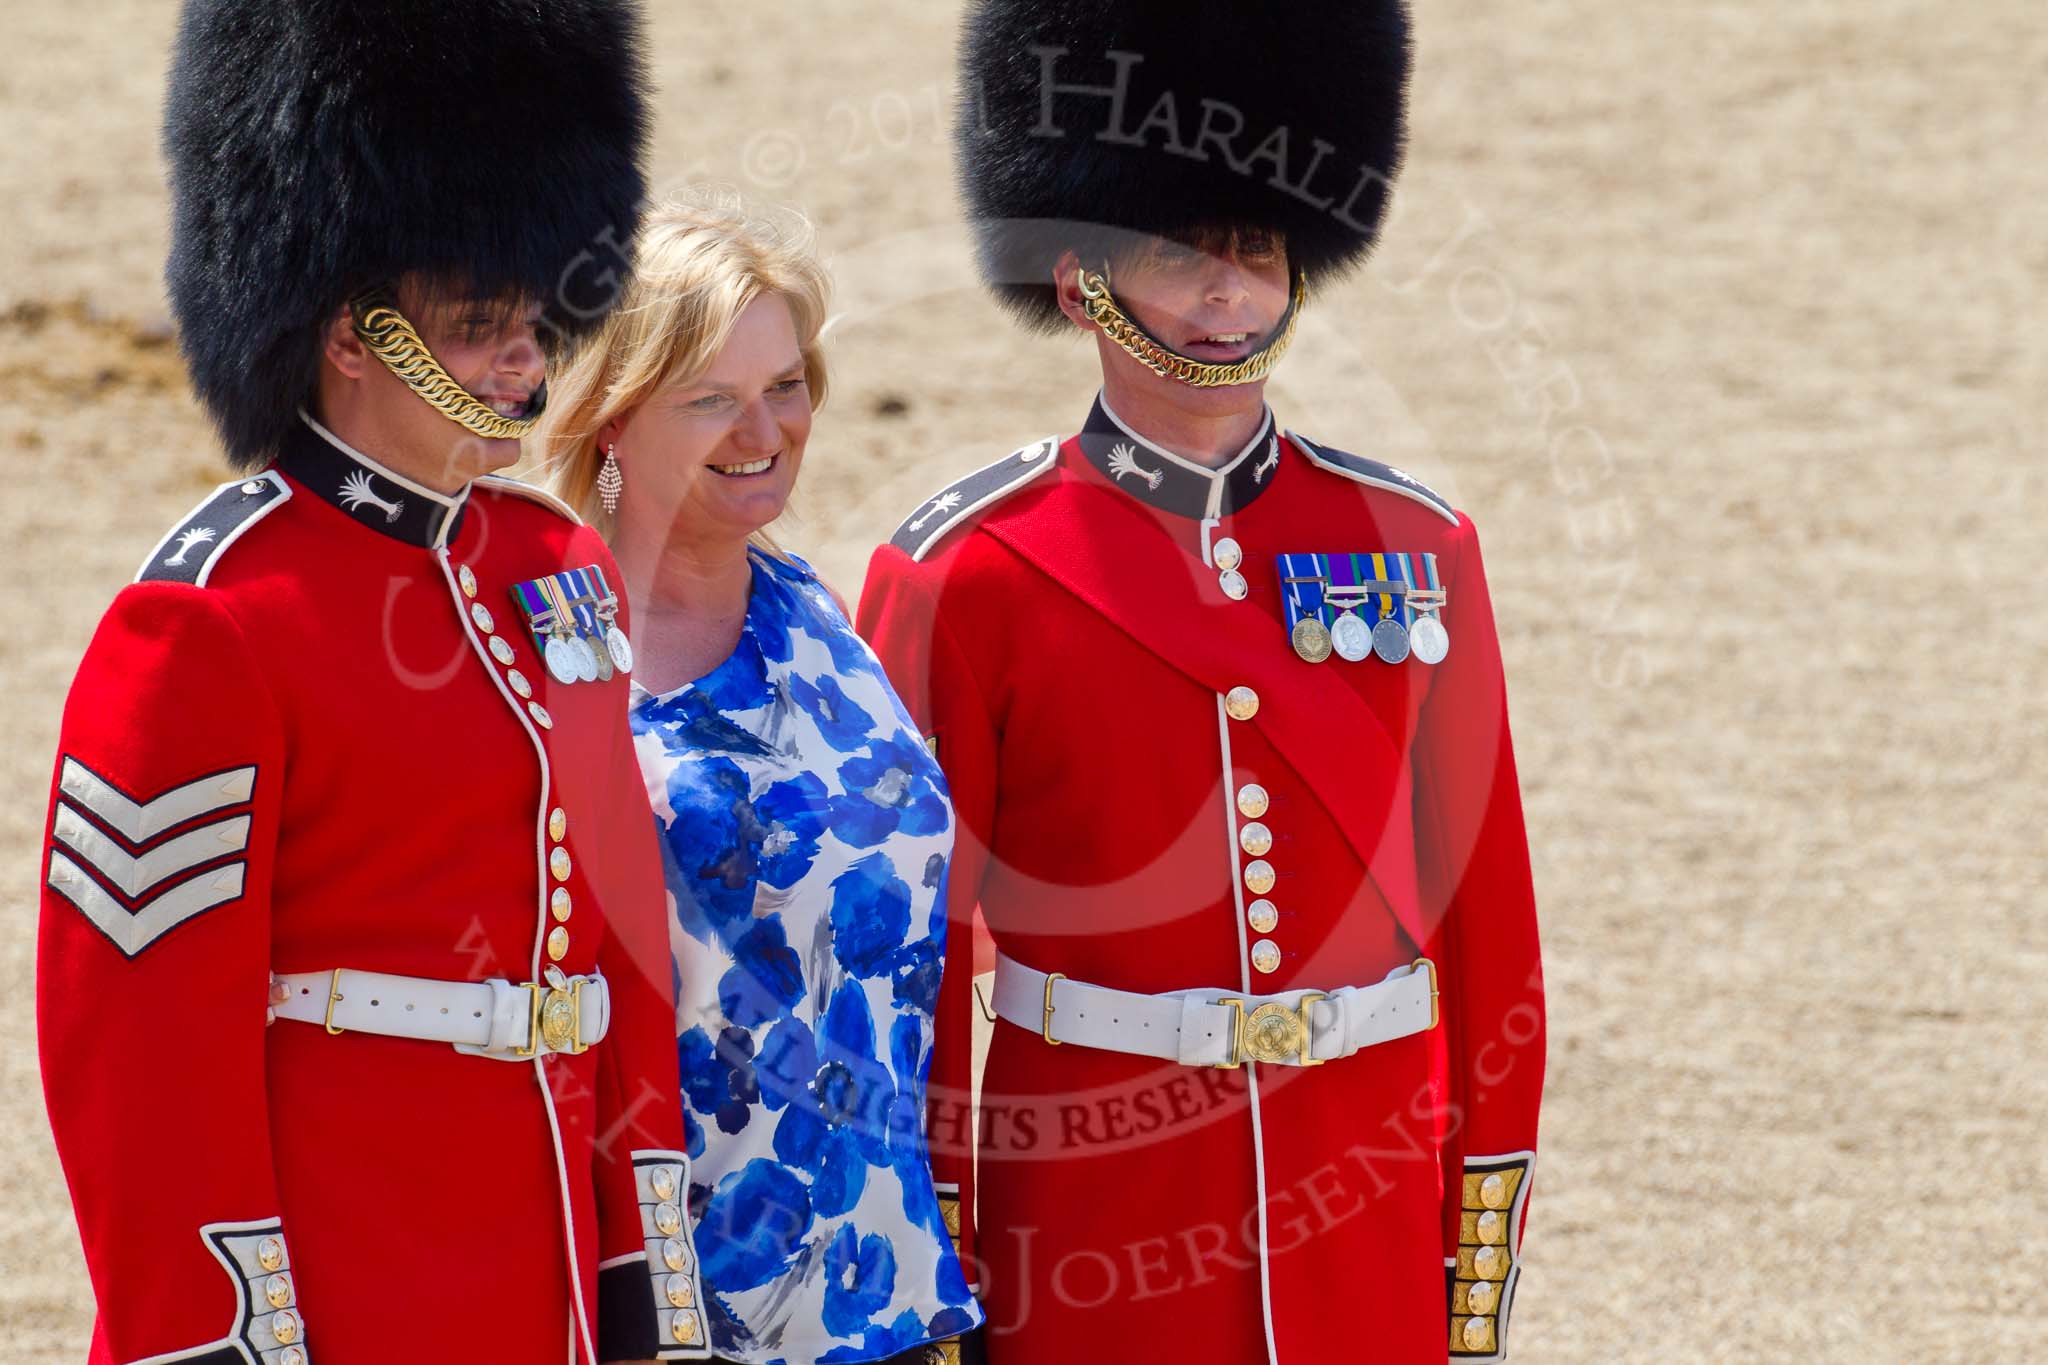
[2,2,2041,1359]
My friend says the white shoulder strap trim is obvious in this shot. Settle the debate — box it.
[1452,1149,1536,1362]
[135,471,293,586]
[1288,432,1459,526]
[892,436,1060,562]
[473,473,584,524]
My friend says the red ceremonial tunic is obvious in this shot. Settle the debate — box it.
[857,396,1546,1363]
[37,413,707,1364]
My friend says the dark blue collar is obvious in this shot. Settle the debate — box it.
[275,411,471,549]
[1076,393,1280,520]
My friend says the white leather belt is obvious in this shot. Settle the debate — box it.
[991,951,1438,1068]
[271,968,610,1061]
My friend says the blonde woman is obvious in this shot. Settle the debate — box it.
[529,196,983,1365]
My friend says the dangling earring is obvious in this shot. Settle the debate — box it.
[597,442,623,516]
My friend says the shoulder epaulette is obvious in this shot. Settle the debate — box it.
[473,473,584,524]
[135,471,292,586]
[1287,432,1458,526]
[890,437,1060,562]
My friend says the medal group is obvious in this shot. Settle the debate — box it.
[1278,551,1451,666]
[512,565,636,685]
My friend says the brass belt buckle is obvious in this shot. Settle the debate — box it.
[1041,972,1066,1047]
[323,968,348,1036]
[521,968,585,1058]
[1213,997,1245,1069]
[1413,957,1440,1030]
[1216,992,1327,1067]
[1295,992,1326,1066]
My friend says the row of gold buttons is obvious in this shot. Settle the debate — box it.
[460,561,573,964]
[1223,688,1283,976]
[1449,1165,1524,1356]
[459,562,552,731]
[645,1160,702,1346]
[546,805,573,962]
[248,1234,305,1362]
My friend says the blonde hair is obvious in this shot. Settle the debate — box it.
[524,190,831,546]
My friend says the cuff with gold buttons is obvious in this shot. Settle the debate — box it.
[1449,1152,1533,1360]
[596,1149,710,1360]
[202,1218,312,1365]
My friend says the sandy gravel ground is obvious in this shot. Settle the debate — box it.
[2,2,2042,1360]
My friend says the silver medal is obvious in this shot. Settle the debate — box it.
[605,624,635,674]
[1410,614,1449,664]
[544,634,580,685]
[570,633,600,683]
[1330,612,1372,662]
[1372,616,1411,664]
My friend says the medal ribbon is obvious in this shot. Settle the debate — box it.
[538,576,577,640]
[1398,552,1442,615]
[1276,553,1329,631]
[512,579,558,650]
[1370,552,1405,625]
[563,569,602,639]
[520,581,561,630]
[1391,552,1417,625]
[1330,552,1366,625]
[588,565,620,619]
[1278,552,1440,654]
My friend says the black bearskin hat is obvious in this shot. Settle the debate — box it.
[957,0,1412,331]
[164,0,650,468]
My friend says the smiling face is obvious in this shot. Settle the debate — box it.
[1118,226,1292,362]
[321,275,547,489]
[1058,226,1293,420]
[602,293,813,553]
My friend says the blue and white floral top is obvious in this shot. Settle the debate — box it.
[628,549,981,1365]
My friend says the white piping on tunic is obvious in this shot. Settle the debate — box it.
[1099,391,1273,521]
[301,407,465,509]
[1215,695,1282,1365]
[902,437,1059,562]
[133,471,293,585]
[1460,1149,1537,1363]
[302,407,471,548]
[437,546,598,1365]
[475,471,586,523]
[1284,430,1460,527]
[125,1219,280,1364]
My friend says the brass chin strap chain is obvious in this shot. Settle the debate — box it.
[1077,269,1307,389]
[352,304,543,440]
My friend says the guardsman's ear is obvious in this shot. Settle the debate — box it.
[320,303,371,381]
[1053,251,1094,333]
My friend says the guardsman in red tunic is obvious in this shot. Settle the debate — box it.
[859,2,1545,1360]
[35,3,709,1361]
